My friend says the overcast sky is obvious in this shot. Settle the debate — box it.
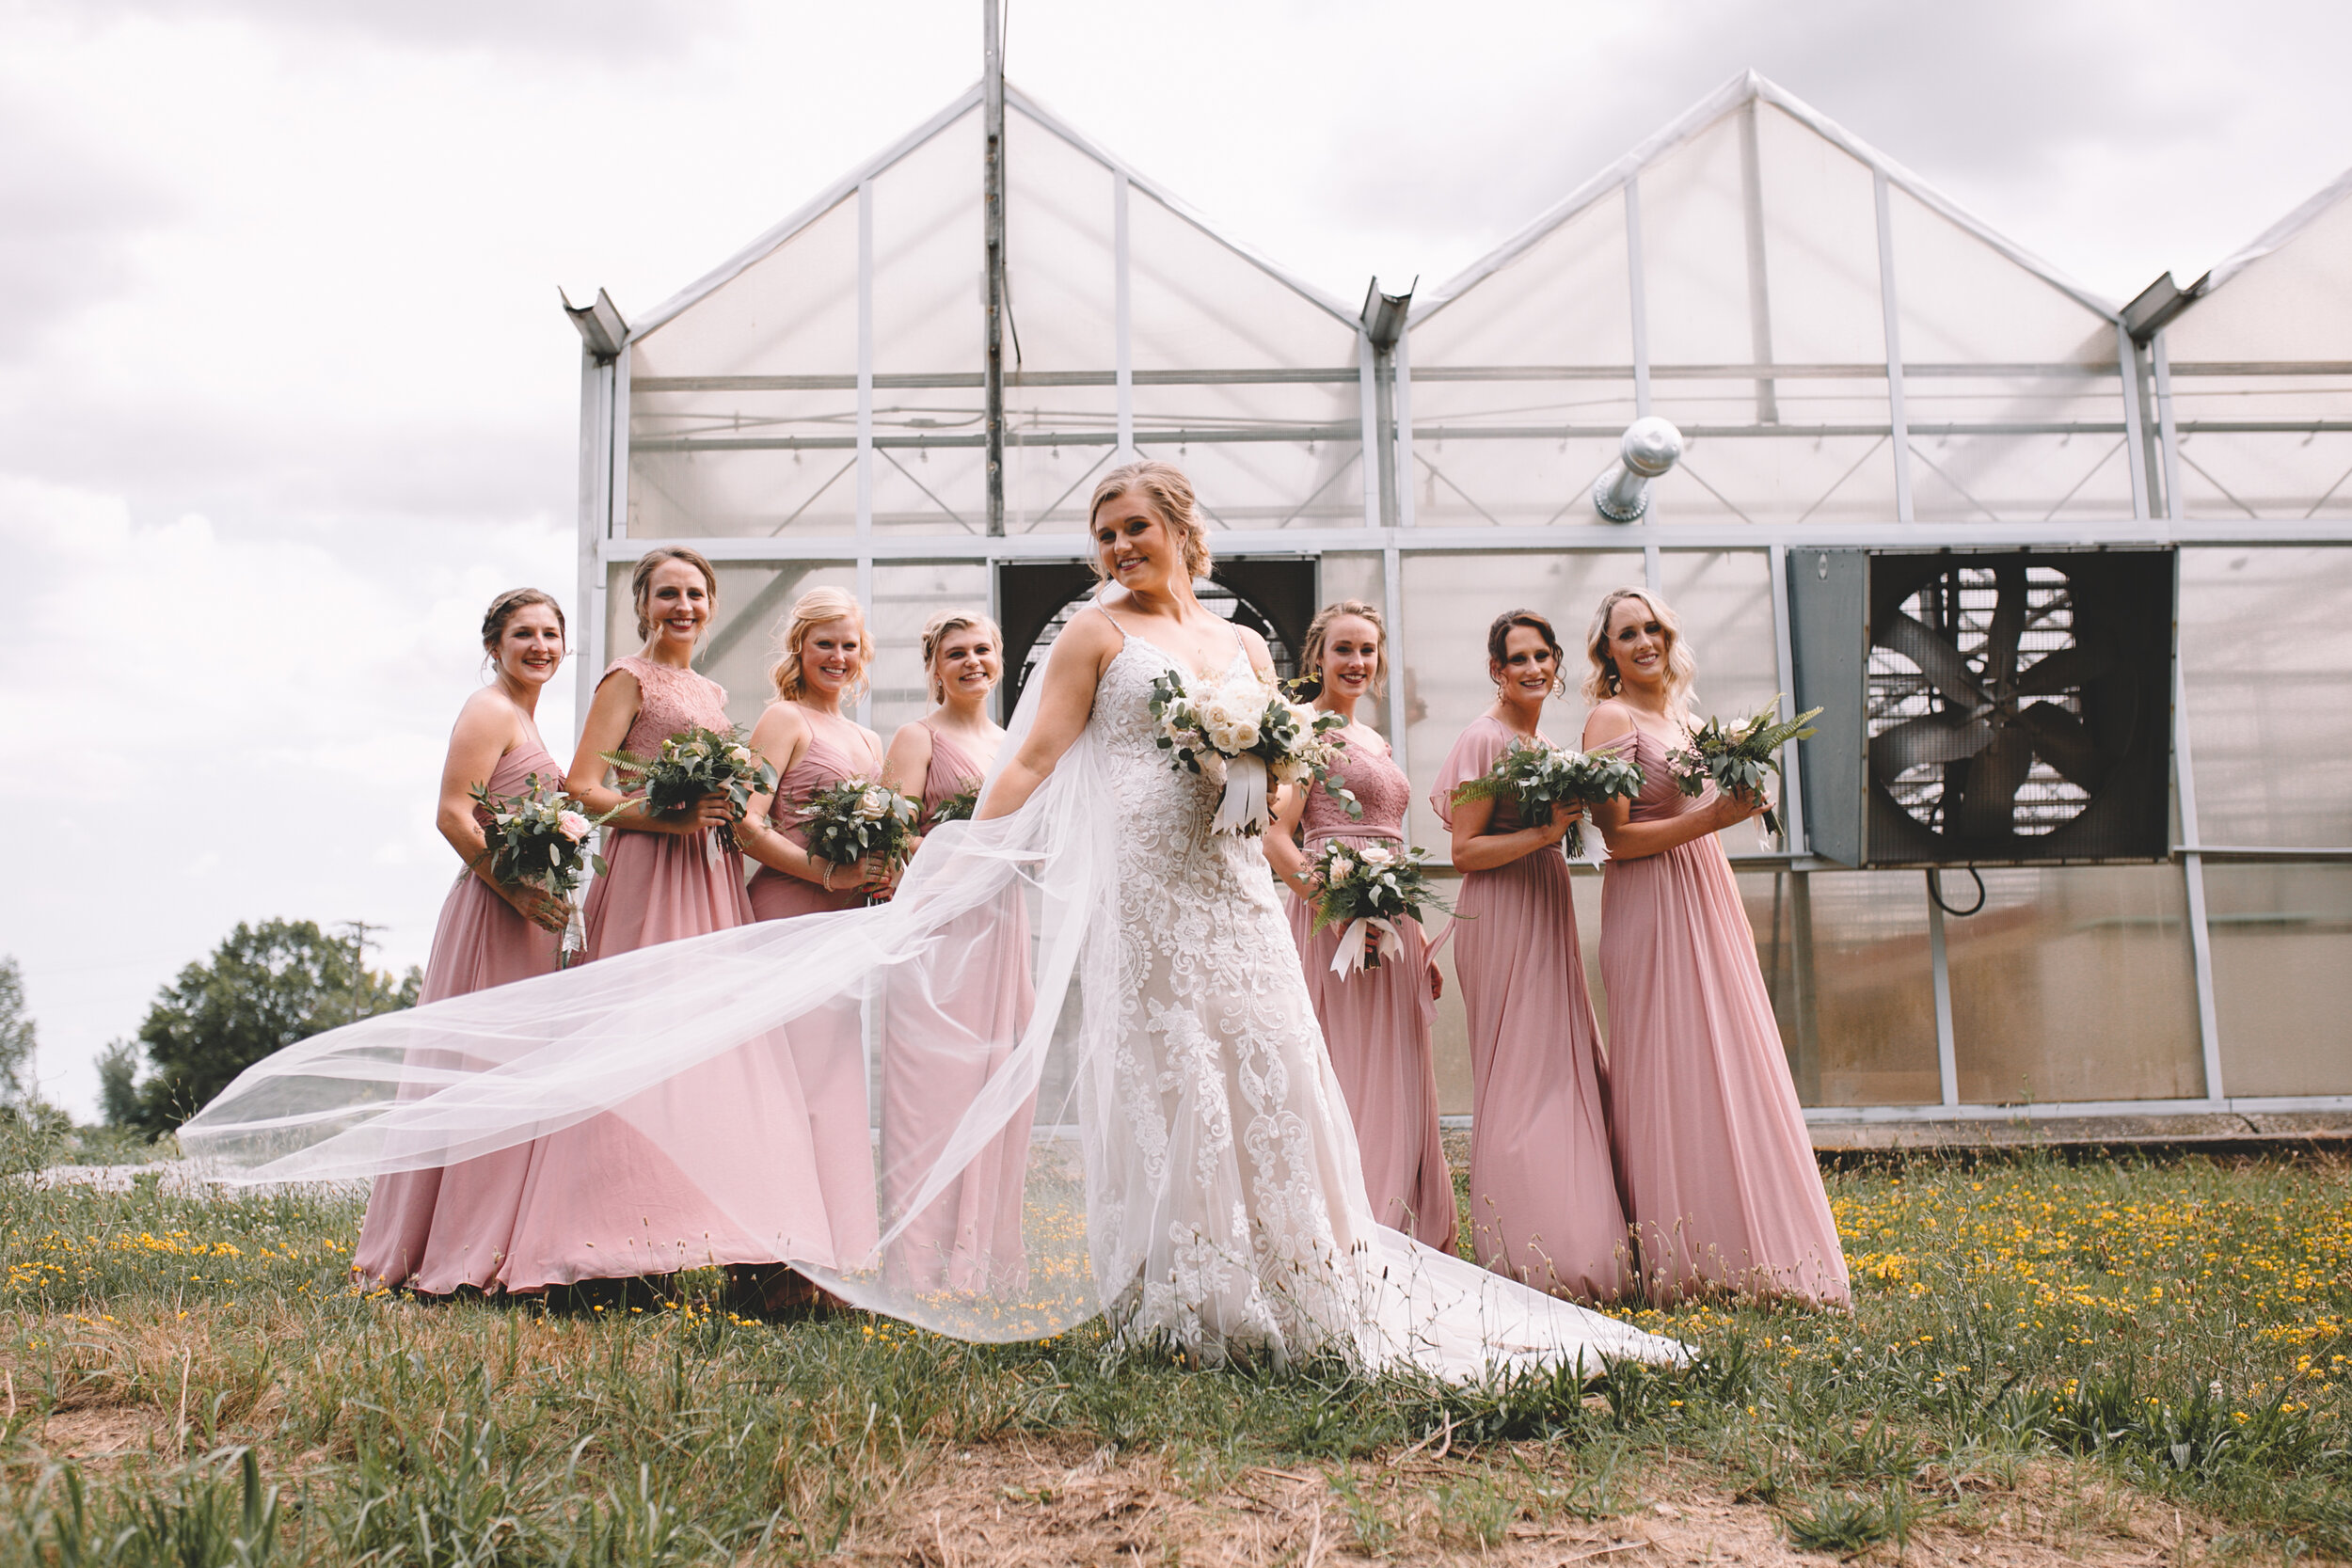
[4,0,2348,1118]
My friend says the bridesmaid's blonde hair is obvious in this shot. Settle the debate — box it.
[1299,599,1388,695]
[1086,460,1214,582]
[769,587,870,703]
[1581,586,1697,706]
[919,609,1003,704]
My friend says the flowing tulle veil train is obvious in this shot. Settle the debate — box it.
[182,620,1682,1378]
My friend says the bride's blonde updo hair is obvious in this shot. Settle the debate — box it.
[919,609,1003,704]
[1299,598,1388,695]
[768,586,870,703]
[1581,586,1698,706]
[1086,460,1213,582]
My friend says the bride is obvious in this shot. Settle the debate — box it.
[181,460,1679,1379]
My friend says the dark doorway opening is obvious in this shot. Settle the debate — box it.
[997,557,1321,718]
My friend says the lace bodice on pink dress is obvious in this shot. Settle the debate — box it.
[1302,724,1410,848]
[612,656,732,756]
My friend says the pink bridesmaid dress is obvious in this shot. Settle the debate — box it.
[351,739,562,1293]
[1430,716,1629,1301]
[879,725,1037,1291]
[740,710,884,1268]
[495,656,841,1291]
[1598,727,1851,1307]
[1284,725,1456,1250]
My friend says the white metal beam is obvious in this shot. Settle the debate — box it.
[856,179,876,725]
[1926,872,1959,1106]
[1114,171,1133,459]
[1874,169,1915,525]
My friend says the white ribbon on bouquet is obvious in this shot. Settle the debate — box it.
[1210,752,1273,836]
[1329,915,1403,979]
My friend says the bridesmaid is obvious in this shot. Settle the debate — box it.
[352,589,568,1292]
[1265,600,1455,1251]
[1581,587,1850,1307]
[875,610,1034,1291]
[487,547,835,1292]
[1428,609,1629,1302]
[734,586,890,1271]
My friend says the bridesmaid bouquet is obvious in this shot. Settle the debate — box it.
[930,781,983,826]
[794,777,922,877]
[1666,695,1820,839]
[1310,842,1452,978]
[467,773,610,959]
[1450,740,1645,859]
[1148,668,1348,836]
[600,725,777,852]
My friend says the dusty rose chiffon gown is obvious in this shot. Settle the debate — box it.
[1431,716,1629,1301]
[1598,725,1851,1307]
[879,724,1037,1291]
[1284,724,1456,1250]
[740,709,883,1269]
[351,738,563,1292]
[493,656,841,1291]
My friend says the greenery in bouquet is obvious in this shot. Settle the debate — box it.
[794,777,922,874]
[929,781,983,826]
[599,725,776,850]
[1147,668,1356,834]
[1309,841,1452,974]
[1665,694,1820,838]
[467,772,612,952]
[1448,738,1645,859]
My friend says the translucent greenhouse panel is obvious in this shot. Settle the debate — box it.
[869,107,986,538]
[868,562,995,736]
[1126,186,1357,372]
[2179,547,2352,848]
[1130,420,1365,531]
[1755,869,1939,1107]
[1409,185,1634,370]
[2203,862,2352,1098]
[2163,400,2352,521]
[2167,185,2352,363]
[1657,420,1902,528]
[1639,111,1753,367]
[1883,186,2111,368]
[1944,864,2203,1104]
[1005,106,1115,373]
[1903,423,2138,525]
[1396,550,1643,859]
[1004,422,1122,536]
[1754,104,1890,369]
[631,196,861,381]
[630,434,860,540]
[1404,426,1629,530]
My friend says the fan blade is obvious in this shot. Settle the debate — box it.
[2014,641,2114,697]
[1871,713,1991,784]
[1951,725,2033,840]
[1876,612,1987,705]
[2016,701,2107,789]
[1986,564,2028,690]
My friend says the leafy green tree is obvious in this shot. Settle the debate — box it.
[0,957,35,1106]
[127,920,421,1135]
[97,1039,143,1129]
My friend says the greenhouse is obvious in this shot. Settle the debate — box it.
[565,66,2350,1124]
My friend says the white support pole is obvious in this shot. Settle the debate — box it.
[1767,540,1806,853]
[1382,543,1409,832]
[2171,609,2227,1101]
[2153,331,2184,524]
[1114,171,1134,459]
[856,179,876,726]
[1625,177,1651,420]
[2117,322,2152,521]
[1926,872,1959,1106]
[575,351,613,735]
[1395,325,1417,529]
[1873,169,1915,524]
[1357,327,1381,533]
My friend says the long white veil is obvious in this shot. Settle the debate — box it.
[182,666,1685,1375]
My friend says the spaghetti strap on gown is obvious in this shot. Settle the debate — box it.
[880,725,1036,1290]
[1599,727,1851,1307]
[351,739,562,1292]
[1284,725,1456,1250]
[1430,716,1629,1302]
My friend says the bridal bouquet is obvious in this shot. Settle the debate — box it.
[1665,695,1820,839]
[599,726,776,851]
[929,781,982,827]
[467,772,610,959]
[793,777,922,878]
[1449,739,1645,859]
[1148,668,1347,836]
[1310,841,1452,978]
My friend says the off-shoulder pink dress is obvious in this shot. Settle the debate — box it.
[351,737,563,1293]
[740,708,884,1268]
[1598,725,1851,1307]
[879,724,1037,1291]
[1284,724,1456,1250]
[1430,716,1629,1301]
[495,657,839,1291]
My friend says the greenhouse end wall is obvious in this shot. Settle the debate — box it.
[573,72,2352,1121]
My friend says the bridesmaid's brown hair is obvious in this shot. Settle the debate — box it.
[1300,599,1388,695]
[629,546,719,641]
[1486,609,1566,698]
[481,588,565,650]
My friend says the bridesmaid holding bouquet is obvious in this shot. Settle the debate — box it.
[1429,610,1629,1302]
[1580,587,1850,1308]
[874,611,1035,1291]
[482,548,834,1293]
[352,589,569,1292]
[1266,601,1455,1251]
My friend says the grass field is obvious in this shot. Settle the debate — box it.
[0,1129,2342,1565]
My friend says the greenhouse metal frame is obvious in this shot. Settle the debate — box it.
[568,66,2352,1126]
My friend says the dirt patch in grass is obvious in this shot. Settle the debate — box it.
[35,1404,166,1465]
[849,1438,2275,1566]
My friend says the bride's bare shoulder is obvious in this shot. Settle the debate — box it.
[1041,604,1123,676]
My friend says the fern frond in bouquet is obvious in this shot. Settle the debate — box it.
[929,781,983,827]
[794,778,922,874]
[600,725,777,850]
[1448,738,1645,859]
[1665,694,1820,838]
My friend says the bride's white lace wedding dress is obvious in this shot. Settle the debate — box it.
[182,604,1681,1379]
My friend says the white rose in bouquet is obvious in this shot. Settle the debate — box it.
[726,745,754,768]
[557,810,592,842]
[1359,844,1394,867]
[854,786,891,820]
